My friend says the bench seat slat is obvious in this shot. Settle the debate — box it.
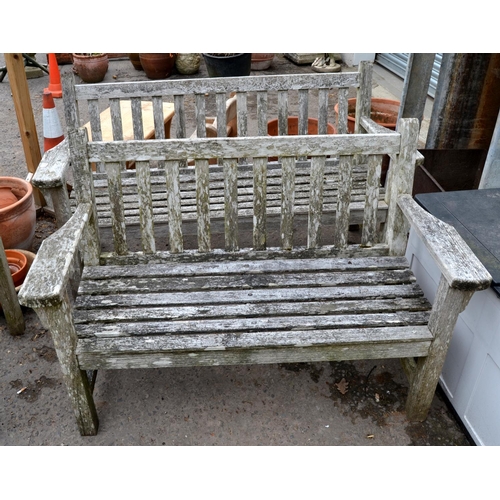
[81,256,410,279]
[74,283,426,309]
[78,269,416,295]
[75,311,430,338]
[75,297,431,325]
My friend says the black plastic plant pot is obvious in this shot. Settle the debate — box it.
[202,53,252,77]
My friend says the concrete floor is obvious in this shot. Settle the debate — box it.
[0,53,472,446]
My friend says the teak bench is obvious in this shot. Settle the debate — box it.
[19,63,491,436]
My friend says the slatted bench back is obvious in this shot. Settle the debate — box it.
[69,124,409,261]
[63,62,373,151]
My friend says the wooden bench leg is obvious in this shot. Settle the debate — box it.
[35,292,98,436]
[405,276,474,421]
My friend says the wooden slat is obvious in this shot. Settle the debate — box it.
[99,243,392,266]
[82,256,411,279]
[88,99,102,141]
[253,157,268,250]
[281,156,296,250]
[104,161,128,255]
[361,154,383,247]
[151,96,165,140]
[78,267,416,295]
[278,90,288,135]
[87,99,103,173]
[195,158,211,252]
[355,61,373,134]
[216,93,227,137]
[223,158,239,251]
[337,87,349,135]
[75,282,426,309]
[130,97,144,140]
[75,308,430,337]
[195,93,206,138]
[334,155,353,249]
[174,95,186,138]
[236,92,248,163]
[318,88,329,135]
[109,99,123,140]
[76,295,430,322]
[164,160,183,253]
[307,155,326,248]
[135,161,155,254]
[256,91,268,136]
[298,89,309,135]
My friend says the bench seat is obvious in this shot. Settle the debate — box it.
[74,255,433,369]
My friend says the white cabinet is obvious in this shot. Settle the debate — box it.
[406,209,500,445]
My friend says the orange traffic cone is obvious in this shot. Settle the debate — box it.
[44,53,62,98]
[43,90,64,152]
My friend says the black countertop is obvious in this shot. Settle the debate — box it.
[415,188,500,296]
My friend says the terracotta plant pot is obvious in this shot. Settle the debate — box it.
[0,186,19,209]
[128,53,143,71]
[0,177,36,250]
[5,249,28,288]
[72,53,109,83]
[267,117,335,161]
[202,53,252,77]
[334,98,401,133]
[268,116,336,136]
[139,54,176,80]
[251,53,275,70]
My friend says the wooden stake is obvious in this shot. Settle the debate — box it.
[4,53,45,207]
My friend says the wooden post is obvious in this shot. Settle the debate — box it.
[0,237,25,336]
[4,53,45,207]
[397,53,435,126]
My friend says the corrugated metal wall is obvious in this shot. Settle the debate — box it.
[375,53,442,98]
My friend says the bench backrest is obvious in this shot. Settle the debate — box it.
[62,63,419,264]
[64,62,373,145]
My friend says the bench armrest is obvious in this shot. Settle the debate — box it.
[18,203,91,308]
[32,139,70,189]
[398,194,492,291]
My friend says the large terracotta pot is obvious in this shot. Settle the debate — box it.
[0,177,36,250]
[139,53,176,80]
[72,53,109,83]
[334,98,400,133]
[128,53,143,71]
[267,116,336,136]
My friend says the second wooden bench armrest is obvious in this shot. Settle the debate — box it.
[32,139,70,189]
[398,194,492,291]
[18,203,91,309]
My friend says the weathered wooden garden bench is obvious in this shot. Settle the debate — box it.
[19,63,491,436]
